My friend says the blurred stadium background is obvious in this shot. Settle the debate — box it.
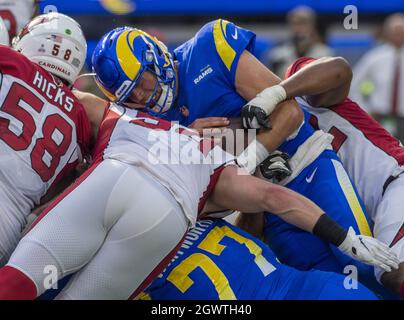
[36,1,402,66]
[38,0,404,140]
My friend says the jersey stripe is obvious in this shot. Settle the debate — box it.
[285,56,315,79]
[128,232,188,300]
[213,19,236,71]
[286,56,404,165]
[331,159,372,236]
[330,100,404,165]
[198,164,226,215]
[390,222,404,248]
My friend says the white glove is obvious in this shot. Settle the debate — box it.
[241,85,287,129]
[338,227,400,272]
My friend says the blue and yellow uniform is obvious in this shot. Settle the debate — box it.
[162,20,374,280]
[92,20,376,289]
[139,219,377,300]
[264,111,374,274]
[163,19,256,125]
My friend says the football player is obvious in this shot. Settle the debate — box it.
[0,94,397,299]
[139,218,378,300]
[0,12,98,265]
[262,55,404,297]
[90,22,378,288]
[0,0,37,44]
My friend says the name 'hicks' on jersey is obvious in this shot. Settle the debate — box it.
[31,71,74,112]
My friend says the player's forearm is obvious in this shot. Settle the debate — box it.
[212,168,322,232]
[214,167,399,271]
[211,166,318,232]
[237,99,303,174]
[280,57,353,101]
[261,183,324,232]
[261,184,348,247]
[257,99,303,152]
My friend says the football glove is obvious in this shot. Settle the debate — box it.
[241,85,287,129]
[241,103,271,129]
[338,227,400,272]
[259,151,292,181]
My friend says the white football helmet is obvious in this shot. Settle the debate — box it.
[0,17,9,45]
[12,12,87,85]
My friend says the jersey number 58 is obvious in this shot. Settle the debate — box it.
[0,82,73,182]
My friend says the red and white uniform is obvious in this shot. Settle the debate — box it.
[6,103,235,299]
[0,46,91,264]
[0,0,36,41]
[301,97,404,221]
[96,104,235,225]
[286,57,404,280]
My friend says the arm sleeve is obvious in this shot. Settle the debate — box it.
[0,46,34,79]
[0,46,32,90]
[0,46,13,74]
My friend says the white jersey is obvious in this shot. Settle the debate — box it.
[93,104,235,226]
[300,96,404,221]
[0,0,36,40]
[286,57,404,275]
[0,46,91,262]
[0,74,78,222]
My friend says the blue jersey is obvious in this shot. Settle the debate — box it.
[165,19,312,159]
[156,19,377,294]
[141,219,279,300]
[165,19,255,126]
[139,219,377,300]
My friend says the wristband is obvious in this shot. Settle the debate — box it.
[236,139,270,174]
[312,214,348,247]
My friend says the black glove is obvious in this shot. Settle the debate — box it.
[260,151,292,181]
[241,104,271,129]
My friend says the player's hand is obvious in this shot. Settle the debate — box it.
[259,151,292,181]
[189,117,230,135]
[338,227,400,272]
[241,85,287,129]
[241,103,271,129]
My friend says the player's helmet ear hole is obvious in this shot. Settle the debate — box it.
[109,38,113,47]
[145,51,154,63]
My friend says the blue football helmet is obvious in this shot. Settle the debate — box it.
[92,27,176,114]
